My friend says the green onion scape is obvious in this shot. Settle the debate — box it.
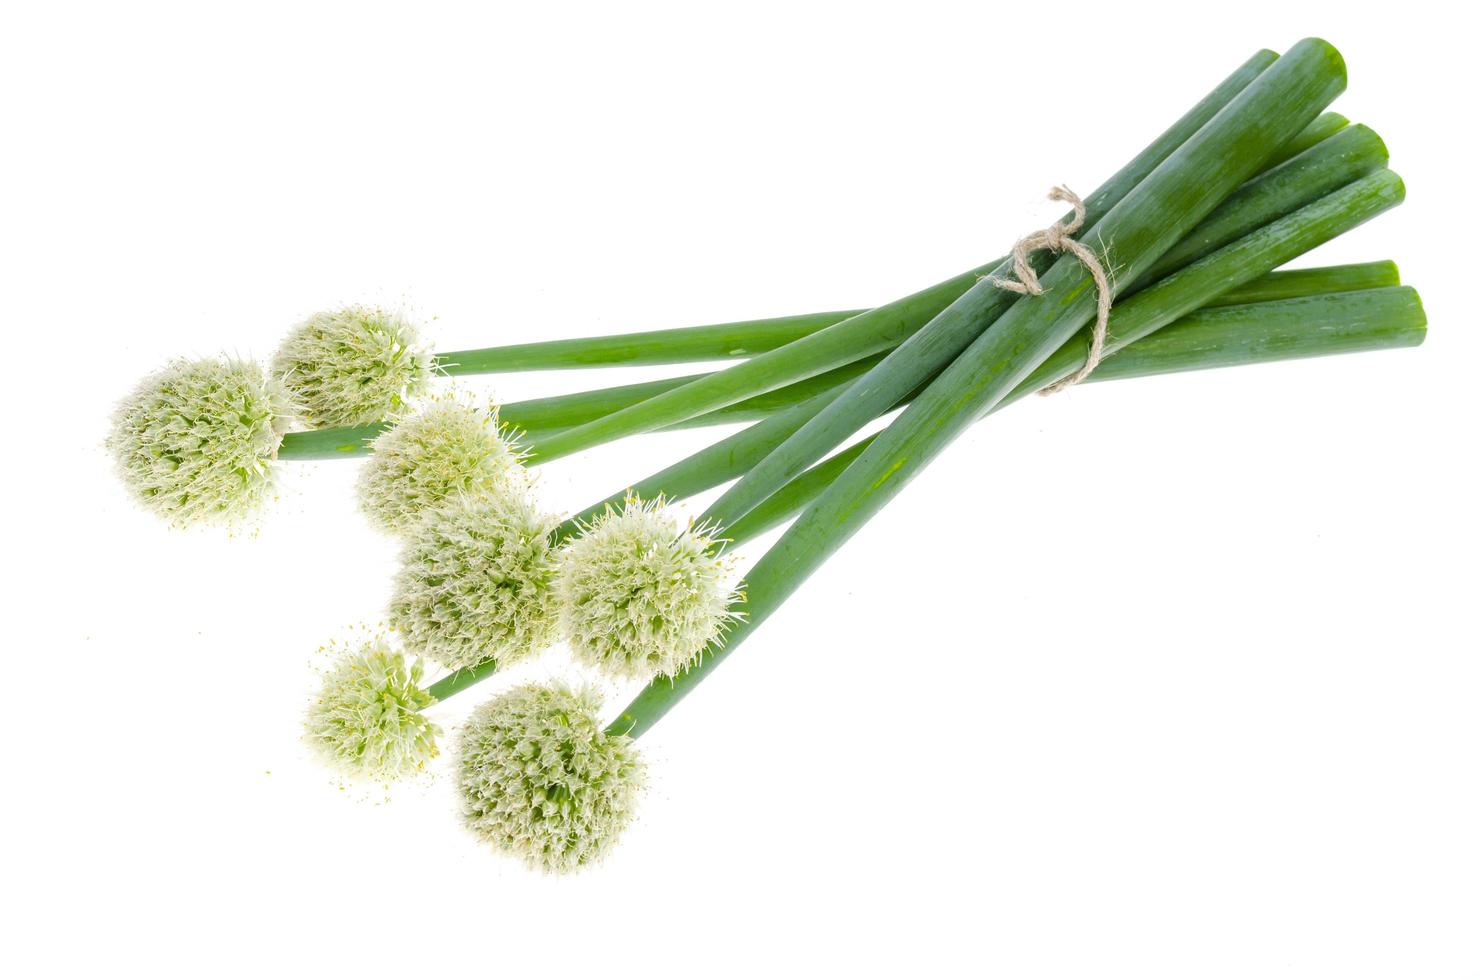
[105,39,1429,874]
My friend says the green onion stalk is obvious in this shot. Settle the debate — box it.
[613,37,1361,736]
[434,310,861,374]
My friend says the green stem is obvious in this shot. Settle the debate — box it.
[530,353,892,442]
[1262,111,1348,167]
[434,310,866,374]
[426,656,502,702]
[1204,259,1396,306]
[609,37,1354,738]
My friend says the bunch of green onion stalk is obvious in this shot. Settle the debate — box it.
[108,37,1425,873]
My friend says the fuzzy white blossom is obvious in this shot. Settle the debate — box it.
[458,682,644,873]
[304,637,441,782]
[108,357,291,526]
[390,494,562,671]
[272,306,434,428]
[356,395,527,535]
[557,497,737,680]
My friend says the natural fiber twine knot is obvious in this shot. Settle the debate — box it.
[987,185,1113,394]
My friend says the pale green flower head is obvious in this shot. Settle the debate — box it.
[272,306,435,428]
[108,356,291,526]
[357,394,527,535]
[458,682,644,873]
[557,497,737,680]
[305,636,441,781]
[390,494,562,671]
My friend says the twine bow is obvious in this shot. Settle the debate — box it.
[987,185,1112,394]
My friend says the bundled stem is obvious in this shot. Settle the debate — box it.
[606,36,1355,736]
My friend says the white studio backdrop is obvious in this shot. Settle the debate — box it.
[4,2,1476,977]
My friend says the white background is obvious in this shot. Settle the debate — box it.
[5,2,1476,976]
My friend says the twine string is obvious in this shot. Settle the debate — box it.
[987,185,1113,394]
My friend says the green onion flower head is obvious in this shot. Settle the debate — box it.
[305,636,441,781]
[108,356,292,526]
[458,682,644,873]
[272,305,434,428]
[390,493,562,671]
[557,497,737,680]
[357,394,527,535]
